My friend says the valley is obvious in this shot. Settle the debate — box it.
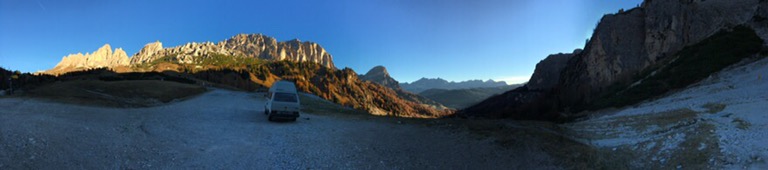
[418,86,518,109]
[3,56,766,168]
[2,0,768,168]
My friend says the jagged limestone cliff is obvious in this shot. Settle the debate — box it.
[462,0,768,120]
[129,34,334,68]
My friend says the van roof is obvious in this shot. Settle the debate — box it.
[269,80,297,93]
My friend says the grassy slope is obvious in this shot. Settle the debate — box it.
[137,55,451,118]
[27,80,206,107]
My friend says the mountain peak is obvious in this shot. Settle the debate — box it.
[360,65,400,90]
[527,52,574,90]
[414,77,446,82]
[230,33,270,41]
[49,44,129,73]
[129,41,164,64]
[98,44,112,51]
[366,65,389,76]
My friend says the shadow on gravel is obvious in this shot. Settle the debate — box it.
[258,113,303,124]
[267,119,299,123]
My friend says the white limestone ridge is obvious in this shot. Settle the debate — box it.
[51,44,130,71]
[48,34,337,73]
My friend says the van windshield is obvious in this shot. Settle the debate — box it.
[274,92,298,103]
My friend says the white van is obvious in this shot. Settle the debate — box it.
[264,80,301,121]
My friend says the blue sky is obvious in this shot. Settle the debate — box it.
[0,0,642,84]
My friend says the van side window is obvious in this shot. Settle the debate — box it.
[274,92,298,102]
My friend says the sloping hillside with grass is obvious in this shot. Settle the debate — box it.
[137,55,452,118]
[27,80,206,107]
[584,25,764,111]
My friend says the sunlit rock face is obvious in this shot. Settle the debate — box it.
[128,34,335,68]
[51,44,130,71]
[129,41,164,64]
[360,65,400,90]
[223,34,335,69]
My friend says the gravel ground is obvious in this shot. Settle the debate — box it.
[0,89,557,169]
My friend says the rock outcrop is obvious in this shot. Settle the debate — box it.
[50,44,129,72]
[462,0,768,120]
[360,65,400,90]
[527,50,579,91]
[560,0,764,107]
[51,34,336,73]
[223,34,334,68]
[460,50,577,119]
[129,34,335,68]
[130,41,164,64]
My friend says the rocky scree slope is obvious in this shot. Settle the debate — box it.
[462,0,768,120]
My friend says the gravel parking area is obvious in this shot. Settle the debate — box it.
[0,89,556,169]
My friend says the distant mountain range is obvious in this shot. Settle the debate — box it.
[358,65,518,109]
[418,85,519,109]
[400,78,510,94]
[40,34,451,118]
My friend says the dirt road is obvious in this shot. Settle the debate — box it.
[0,89,557,169]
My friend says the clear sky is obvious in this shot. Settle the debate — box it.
[0,0,642,84]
